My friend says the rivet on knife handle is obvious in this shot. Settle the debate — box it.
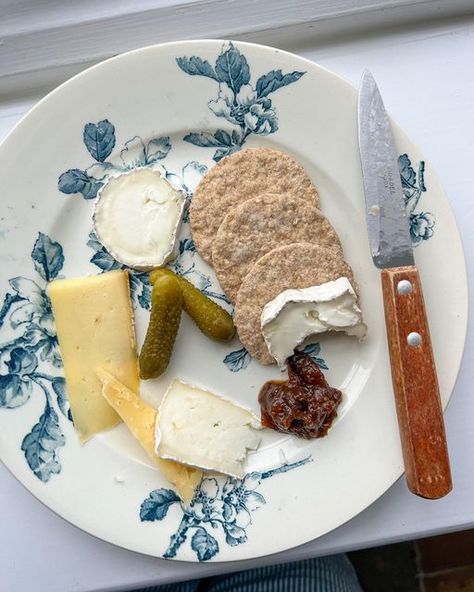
[381,265,452,499]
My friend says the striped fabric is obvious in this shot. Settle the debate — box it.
[135,555,363,592]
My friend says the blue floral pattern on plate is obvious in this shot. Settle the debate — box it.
[1,44,435,492]
[398,154,434,244]
[0,36,456,565]
[223,342,328,373]
[86,230,153,310]
[57,122,230,312]
[0,233,70,482]
[177,42,305,161]
[140,456,312,561]
[58,120,171,200]
[176,44,435,242]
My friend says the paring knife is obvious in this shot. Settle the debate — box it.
[358,70,452,499]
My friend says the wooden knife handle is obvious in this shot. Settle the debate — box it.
[381,265,452,499]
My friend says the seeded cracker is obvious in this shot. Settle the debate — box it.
[190,148,319,264]
[234,243,357,365]
[212,193,343,302]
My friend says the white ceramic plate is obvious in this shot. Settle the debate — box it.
[0,40,467,562]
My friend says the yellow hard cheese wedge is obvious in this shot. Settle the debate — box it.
[96,368,202,503]
[48,270,139,443]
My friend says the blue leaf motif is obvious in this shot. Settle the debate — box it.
[191,527,219,561]
[31,233,64,281]
[58,169,103,199]
[179,238,196,255]
[82,180,104,200]
[183,131,229,148]
[90,250,121,272]
[256,69,305,98]
[130,273,151,311]
[58,169,85,193]
[86,230,103,252]
[87,232,150,310]
[137,287,151,310]
[6,347,38,376]
[140,489,180,521]
[21,402,65,482]
[213,130,233,146]
[0,374,32,408]
[231,130,241,144]
[215,44,250,93]
[223,347,251,372]
[146,137,171,163]
[301,343,328,370]
[176,56,217,80]
[213,146,238,162]
[52,377,72,421]
[83,120,115,162]
[398,154,417,189]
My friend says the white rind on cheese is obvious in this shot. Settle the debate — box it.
[261,277,367,369]
[97,368,202,503]
[93,168,185,270]
[156,379,261,478]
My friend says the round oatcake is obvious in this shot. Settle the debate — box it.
[189,148,319,264]
[212,193,343,302]
[234,242,356,365]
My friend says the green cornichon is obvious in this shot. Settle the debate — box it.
[149,268,235,342]
[139,275,183,379]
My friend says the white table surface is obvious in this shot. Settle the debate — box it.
[1,13,473,592]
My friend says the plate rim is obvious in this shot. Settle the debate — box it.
[0,38,469,562]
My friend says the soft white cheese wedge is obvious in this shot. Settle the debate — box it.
[261,277,367,369]
[155,379,261,477]
[93,168,185,270]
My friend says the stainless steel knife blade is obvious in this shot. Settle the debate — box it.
[358,70,452,500]
[358,70,414,269]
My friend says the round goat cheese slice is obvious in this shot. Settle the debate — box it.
[93,168,185,270]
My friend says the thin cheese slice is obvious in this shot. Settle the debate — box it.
[97,368,202,503]
[48,270,139,442]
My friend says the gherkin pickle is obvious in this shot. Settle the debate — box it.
[149,268,235,342]
[139,275,182,379]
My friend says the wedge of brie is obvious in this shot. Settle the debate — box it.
[261,277,367,369]
[93,168,185,270]
[156,379,261,478]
